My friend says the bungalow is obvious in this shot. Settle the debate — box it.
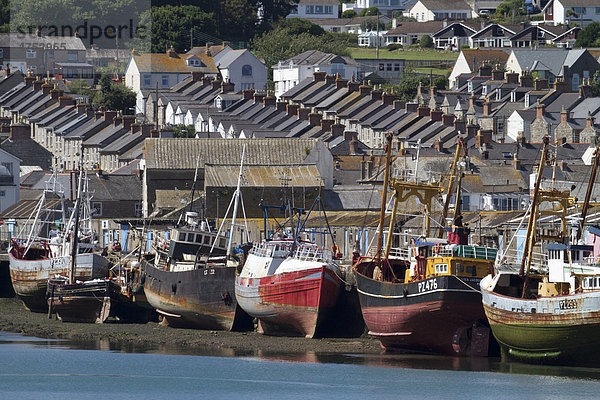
[432,22,479,50]
[469,23,519,48]
[403,0,475,22]
[542,0,600,26]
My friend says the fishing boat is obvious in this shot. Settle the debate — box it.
[235,192,343,338]
[9,173,110,312]
[142,147,252,331]
[352,133,496,355]
[481,137,600,364]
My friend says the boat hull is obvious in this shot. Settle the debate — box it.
[9,252,110,312]
[481,276,600,363]
[142,260,252,331]
[354,271,486,355]
[235,266,342,338]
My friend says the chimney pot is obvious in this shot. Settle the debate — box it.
[313,71,326,82]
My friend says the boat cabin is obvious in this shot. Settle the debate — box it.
[548,243,595,284]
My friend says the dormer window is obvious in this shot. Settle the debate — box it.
[242,64,252,76]
[187,57,204,67]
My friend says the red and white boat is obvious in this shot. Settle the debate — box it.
[235,238,341,338]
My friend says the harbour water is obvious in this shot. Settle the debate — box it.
[2,331,600,399]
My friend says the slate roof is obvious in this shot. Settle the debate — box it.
[280,50,358,67]
[130,52,218,74]
[386,21,445,35]
[0,34,85,50]
[144,138,321,170]
[415,0,472,9]
[28,173,142,201]
[1,137,52,170]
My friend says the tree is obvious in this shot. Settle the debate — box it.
[383,75,432,101]
[420,35,433,48]
[359,6,379,16]
[575,22,600,48]
[433,76,448,90]
[217,0,260,42]
[173,124,196,138]
[341,9,357,18]
[277,18,326,36]
[360,19,385,32]
[69,75,135,114]
[494,0,524,19]
[137,5,217,53]
[256,0,300,32]
[252,26,349,68]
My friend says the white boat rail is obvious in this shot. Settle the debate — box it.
[293,244,332,262]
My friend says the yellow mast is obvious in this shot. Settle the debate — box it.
[437,140,462,238]
[375,131,394,264]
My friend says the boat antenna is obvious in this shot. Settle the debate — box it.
[576,143,600,242]
[375,131,394,265]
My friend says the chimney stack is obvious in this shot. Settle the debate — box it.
[560,106,569,124]
[276,101,287,112]
[309,111,322,127]
[554,79,567,93]
[520,72,533,88]
[32,79,43,91]
[492,69,504,81]
[211,78,222,90]
[76,103,89,114]
[286,103,299,117]
[321,119,334,132]
[113,115,123,127]
[417,105,430,117]
[253,92,265,104]
[58,96,74,107]
[430,109,443,121]
[505,72,519,84]
[331,122,345,137]
[534,78,548,90]
[9,124,30,140]
[442,113,455,126]
[50,88,64,99]
[123,115,136,130]
[393,100,405,110]
[336,76,348,89]
[313,71,326,82]
[242,88,255,100]
[263,93,276,107]
[325,74,336,85]
[41,82,53,95]
[359,82,372,96]
[382,92,394,106]
[483,98,491,116]
[221,80,234,93]
[297,107,310,120]
[347,80,360,92]
[370,89,382,101]
[191,71,204,81]
[103,110,117,123]
[579,79,592,98]
[535,101,546,119]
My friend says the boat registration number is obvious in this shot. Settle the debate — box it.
[558,299,577,310]
[418,279,438,293]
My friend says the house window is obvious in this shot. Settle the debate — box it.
[161,75,169,87]
[0,191,5,197]
[548,6,553,15]
[242,64,252,76]
[47,50,54,58]
[306,5,314,13]
[67,51,78,61]
[143,75,151,87]
[26,49,36,58]
[289,6,298,14]
[0,49,3,58]
[596,7,600,14]
[135,202,142,217]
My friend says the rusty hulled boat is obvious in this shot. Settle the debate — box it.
[481,138,600,364]
[9,174,109,312]
[142,147,251,331]
[353,134,495,355]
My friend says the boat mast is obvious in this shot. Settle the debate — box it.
[576,144,600,242]
[375,131,394,264]
[437,139,462,238]
[68,169,83,284]
[519,136,549,281]
[226,144,246,258]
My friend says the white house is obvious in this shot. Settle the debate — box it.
[403,0,476,22]
[448,49,510,89]
[124,47,218,100]
[273,50,359,98]
[542,0,600,26]
[342,0,414,15]
[287,0,339,19]
[213,49,268,92]
[506,109,535,142]
[358,31,387,47]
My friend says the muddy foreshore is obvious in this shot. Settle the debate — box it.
[0,297,382,355]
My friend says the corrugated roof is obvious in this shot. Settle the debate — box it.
[205,165,322,187]
[144,138,320,170]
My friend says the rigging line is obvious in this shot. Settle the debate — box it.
[453,275,481,293]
